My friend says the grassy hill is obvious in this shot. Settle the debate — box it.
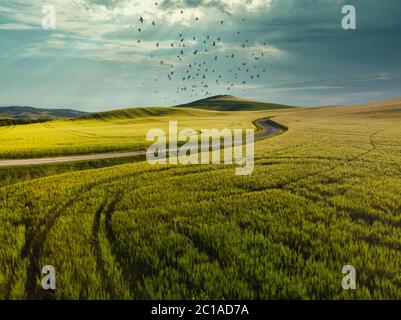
[349,96,401,108]
[176,95,297,111]
[0,106,87,120]
[339,97,401,118]
[79,106,210,121]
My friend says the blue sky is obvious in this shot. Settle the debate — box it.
[0,0,400,111]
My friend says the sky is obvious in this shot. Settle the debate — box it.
[0,0,400,111]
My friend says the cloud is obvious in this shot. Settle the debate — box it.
[0,0,400,108]
[268,85,344,92]
[0,0,274,36]
[0,23,36,30]
[216,42,285,59]
[161,0,271,14]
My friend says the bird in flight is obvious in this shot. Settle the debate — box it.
[140,10,268,101]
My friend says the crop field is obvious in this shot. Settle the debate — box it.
[0,107,271,159]
[0,98,401,299]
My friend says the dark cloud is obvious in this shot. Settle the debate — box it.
[0,0,400,107]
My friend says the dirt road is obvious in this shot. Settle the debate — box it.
[0,118,284,167]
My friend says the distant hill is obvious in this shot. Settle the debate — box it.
[0,106,88,120]
[176,95,297,111]
[77,107,210,121]
[77,96,296,122]
[348,97,401,109]
[322,97,401,119]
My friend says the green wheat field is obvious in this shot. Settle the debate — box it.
[1,96,401,299]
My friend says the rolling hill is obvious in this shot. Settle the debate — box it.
[79,106,210,122]
[176,95,297,111]
[0,106,88,120]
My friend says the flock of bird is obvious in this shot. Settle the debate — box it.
[134,4,268,103]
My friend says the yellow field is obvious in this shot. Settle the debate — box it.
[0,107,276,159]
[0,98,401,299]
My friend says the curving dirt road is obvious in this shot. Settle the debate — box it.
[0,118,284,167]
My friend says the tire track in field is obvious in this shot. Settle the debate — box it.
[102,189,154,299]
[101,178,216,298]
[0,125,15,136]
[92,199,114,297]
[99,171,247,299]
[93,128,385,296]
[18,165,172,299]
[256,129,335,160]
[91,189,130,299]
[17,170,147,299]
[64,128,111,139]
[278,130,401,230]
[19,192,82,299]
[6,118,286,297]
[250,130,382,193]
[281,130,381,187]
[39,122,54,128]
[21,189,91,299]
[102,200,197,299]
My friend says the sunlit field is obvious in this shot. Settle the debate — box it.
[1,98,401,299]
[0,107,274,159]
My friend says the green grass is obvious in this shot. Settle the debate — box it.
[0,98,401,299]
[0,155,147,188]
